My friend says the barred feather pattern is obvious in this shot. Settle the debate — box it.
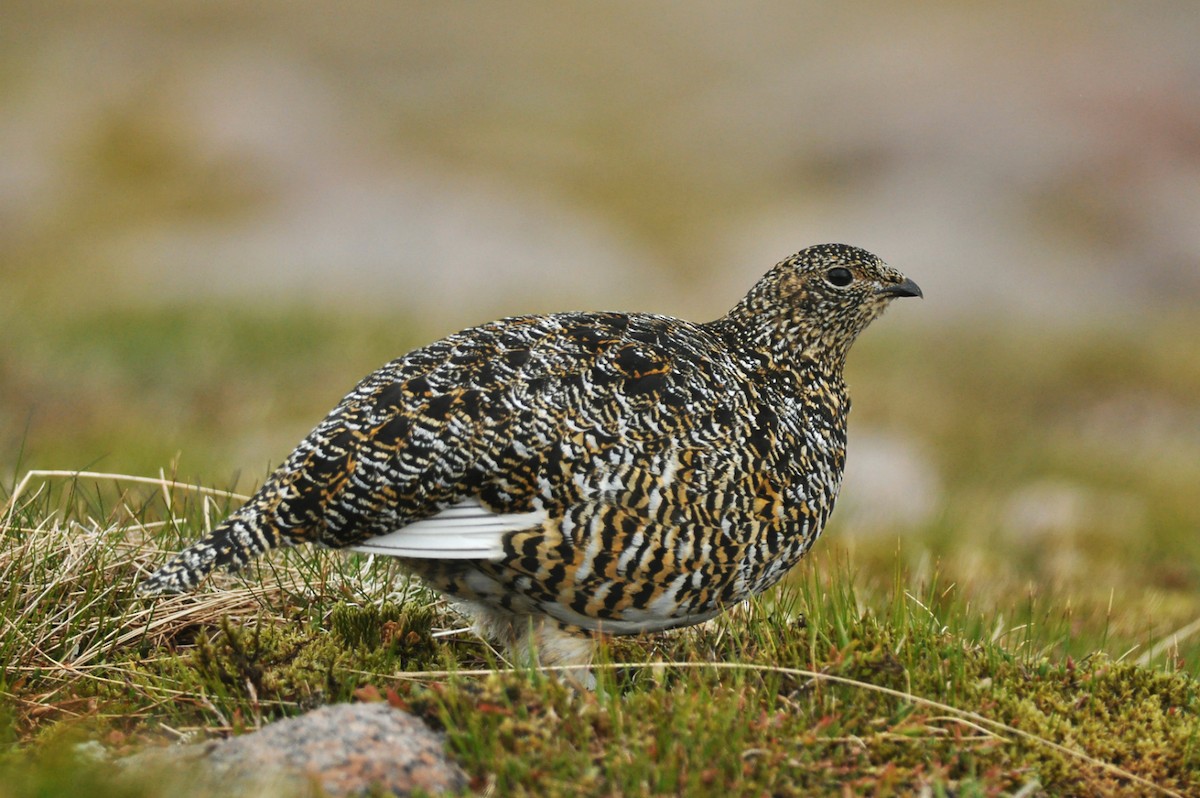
[140,244,919,665]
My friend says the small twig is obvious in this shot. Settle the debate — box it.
[431,626,475,639]
[1136,616,1200,667]
[199,694,230,729]
[2,469,251,522]
[155,721,191,742]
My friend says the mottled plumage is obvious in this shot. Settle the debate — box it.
[140,243,920,675]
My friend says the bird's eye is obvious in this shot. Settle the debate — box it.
[825,267,853,287]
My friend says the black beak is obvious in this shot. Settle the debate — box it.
[876,278,922,299]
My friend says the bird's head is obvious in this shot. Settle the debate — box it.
[721,243,921,368]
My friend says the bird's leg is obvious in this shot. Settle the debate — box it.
[455,602,597,689]
[511,618,597,691]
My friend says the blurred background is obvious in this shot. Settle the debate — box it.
[2,2,1198,661]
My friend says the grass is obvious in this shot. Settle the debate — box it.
[2,305,1199,795]
[1,470,1198,796]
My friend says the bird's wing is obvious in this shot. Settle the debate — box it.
[346,497,546,559]
[139,310,740,594]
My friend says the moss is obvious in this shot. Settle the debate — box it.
[328,599,438,654]
[384,598,1199,797]
[987,658,1200,795]
[142,603,451,727]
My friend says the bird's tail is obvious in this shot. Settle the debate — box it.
[137,507,292,595]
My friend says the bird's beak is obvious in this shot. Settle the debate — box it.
[875,278,923,299]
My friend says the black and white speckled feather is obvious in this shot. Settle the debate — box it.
[140,243,920,671]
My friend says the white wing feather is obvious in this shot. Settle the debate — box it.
[347,497,545,560]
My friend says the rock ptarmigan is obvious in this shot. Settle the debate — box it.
[140,243,921,678]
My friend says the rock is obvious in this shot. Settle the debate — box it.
[127,703,468,797]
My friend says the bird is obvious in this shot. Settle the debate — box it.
[139,243,921,680]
